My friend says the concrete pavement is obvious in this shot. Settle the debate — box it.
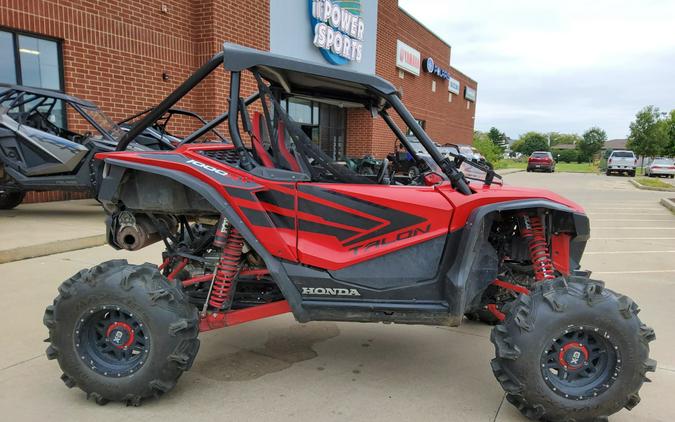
[0,199,106,263]
[1,172,674,421]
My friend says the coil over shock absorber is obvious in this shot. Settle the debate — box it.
[206,217,244,310]
[519,213,556,281]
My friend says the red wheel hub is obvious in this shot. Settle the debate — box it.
[106,321,135,349]
[558,342,589,370]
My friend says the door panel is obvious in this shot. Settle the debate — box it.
[296,184,453,273]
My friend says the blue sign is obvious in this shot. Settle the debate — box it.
[423,57,451,80]
[310,0,364,65]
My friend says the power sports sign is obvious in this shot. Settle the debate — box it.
[310,0,365,65]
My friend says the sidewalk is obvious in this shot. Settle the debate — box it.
[0,199,106,264]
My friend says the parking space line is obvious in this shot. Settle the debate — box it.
[593,270,675,275]
[593,219,675,222]
[585,250,675,255]
[592,227,675,230]
[591,237,675,240]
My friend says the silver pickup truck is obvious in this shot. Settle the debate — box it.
[606,150,637,176]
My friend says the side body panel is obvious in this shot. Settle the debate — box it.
[296,183,453,270]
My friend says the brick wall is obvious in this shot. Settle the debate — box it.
[350,0,478,159]
[0,0,270,203]
[1,0,477,203]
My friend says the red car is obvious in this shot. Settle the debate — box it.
[527,151,556,172]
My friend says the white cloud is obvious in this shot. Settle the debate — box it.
[398,0,675,138]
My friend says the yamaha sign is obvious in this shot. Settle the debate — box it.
[310,0,365,65]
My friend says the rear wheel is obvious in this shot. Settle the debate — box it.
[491,277,655,421]
[629,170,636,177]
[0,190,25,209]
[43,260,200,405]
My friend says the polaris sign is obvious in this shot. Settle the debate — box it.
[423,57,451,80]
[310,0,365,65]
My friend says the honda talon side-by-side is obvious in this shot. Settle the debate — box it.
[43,43,655,421]
[0,84,177,209]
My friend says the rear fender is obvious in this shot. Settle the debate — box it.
[446,199,590,322]
[98,158,309,322]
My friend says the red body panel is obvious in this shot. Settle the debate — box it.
[439,183,583,231]
[295,183,453,270]
[97,144,583,272]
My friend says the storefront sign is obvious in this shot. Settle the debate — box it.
[447,76,460,95]
[310,0,365,65]
[464,86,477,102]
[396,40,420,76]
[423,57,451,80]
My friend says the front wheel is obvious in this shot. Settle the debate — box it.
[43,260,200,405]
[0,190,25,209]
[491,277,655,421]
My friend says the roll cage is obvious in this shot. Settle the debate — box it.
[0,83,124,143]
[116,43,499,194]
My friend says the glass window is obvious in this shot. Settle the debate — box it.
[0,31,17,84]
[0,30,62,90]
[18,35,60,89]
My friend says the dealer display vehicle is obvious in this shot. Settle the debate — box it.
[43,43,655,421]
[644,157,675,178]
[0,84,174,210]
[118,106,229,148]
[606,150,637,176]
[527,151,556,173]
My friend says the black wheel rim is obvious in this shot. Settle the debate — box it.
[75,305,151,378]
[540,325,620,400]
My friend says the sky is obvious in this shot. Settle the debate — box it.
[397,0,675,140]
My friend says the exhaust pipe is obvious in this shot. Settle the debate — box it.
[114,212,174,251]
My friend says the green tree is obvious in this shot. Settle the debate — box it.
[473,131,502,164]
[487,127,508,152]
[664,110,675,157]
[577,127,607,162]
[513,132,549,156]
[548,132,582,147]
[626,106,669,159]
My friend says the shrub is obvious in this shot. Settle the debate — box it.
[552,149,578,163]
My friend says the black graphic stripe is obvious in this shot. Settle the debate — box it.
[298,186,427,246]
[299,219,359,241]
[256,190,295,210]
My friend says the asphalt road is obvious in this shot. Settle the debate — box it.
[0,172,673,421]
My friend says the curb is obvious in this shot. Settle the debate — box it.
[497,169,524,175]
[629,179,675,192]
[0,234,107,265]
[660,198,675,213]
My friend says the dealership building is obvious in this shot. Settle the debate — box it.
[0,0,477,202]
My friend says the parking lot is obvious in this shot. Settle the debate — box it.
[0,172,673,421]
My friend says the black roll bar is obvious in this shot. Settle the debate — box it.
[116,52,225,151]
[179,92,259,146]
[387,94,472,194]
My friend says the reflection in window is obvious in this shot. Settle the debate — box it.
[18,35,60,89]
[0,31,17,84]
[0,30,62,91]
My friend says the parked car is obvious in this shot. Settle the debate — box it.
[644,158,675,178]
[606,150,637,176]
[526,151,556,172]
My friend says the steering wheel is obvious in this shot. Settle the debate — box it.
[377,158,390,184]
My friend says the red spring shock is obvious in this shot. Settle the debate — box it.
[519,214,556,281]
[208,218,244,310]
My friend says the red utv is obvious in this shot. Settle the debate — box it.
[527,151,556,173]
[43,43,654,421]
